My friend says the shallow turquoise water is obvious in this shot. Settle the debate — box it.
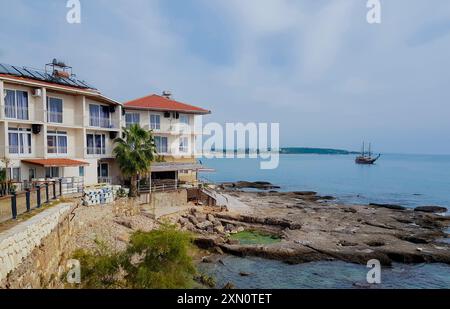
[198,256,450,289]
[201,154,450,211]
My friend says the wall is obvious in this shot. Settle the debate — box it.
[0,202,74,288]
[150,189,188,208]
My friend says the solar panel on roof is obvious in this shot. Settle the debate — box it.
[0,63,96,90]
[0,63,19,75]
[12,66,37,79]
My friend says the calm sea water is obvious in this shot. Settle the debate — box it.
[201,154,450,211]
[198,256,450,289]
[199,154,450,288]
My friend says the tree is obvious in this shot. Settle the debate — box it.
[113,124,157,197]
[71,225,197,289]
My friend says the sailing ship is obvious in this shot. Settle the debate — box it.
[355,142,381,165]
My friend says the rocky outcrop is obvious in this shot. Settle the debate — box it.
[414,206,448,213]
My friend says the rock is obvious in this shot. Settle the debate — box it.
[369,203,406,211]
[239,272,251,277]
[195,213,208,223]
[222,282,235,289]
[292,191,317,196]
[207,214,216,222]
[187,215,199,225]
[178,217,189,226]
[116,233,130,243]
[225,224,235,232]
[237,226,245,232]
[414,206,448,213]
[196,221,213,230]
[202,256,214,263]
[190,208,198,215]
[214,225,225,234]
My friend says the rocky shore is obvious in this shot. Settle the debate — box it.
[178,185,450,267]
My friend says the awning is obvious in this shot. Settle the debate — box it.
[150,162,214,172]
[22,158,89,167]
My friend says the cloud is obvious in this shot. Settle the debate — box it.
[1,0,450,153]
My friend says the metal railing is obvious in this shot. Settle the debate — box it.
[0,179,64,223]
[4,105,29,120]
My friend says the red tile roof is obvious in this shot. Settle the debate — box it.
[124,94,210,114]
[22,158,89,167]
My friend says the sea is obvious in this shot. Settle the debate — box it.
[199,153,450,289]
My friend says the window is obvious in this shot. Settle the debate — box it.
[8,127,32,154]
[179,137,189,153]
[47,97,63,123]
[150,114,160,130]
[86,133,106,155]
[97,163,109,177]
[4,89,29,120]
[8,168,21,182]
[89,104,111,128]
[47,130,68,154]
[28,168,36,181]
[125,113,140,128]
[180,114,190,125]
[79,166,85,177]
[45,167,59,178]
[154,136,168,153]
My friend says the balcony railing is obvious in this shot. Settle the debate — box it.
[86,147,107,156]
[8,145,32,155]
[47,146,68,155]
[4,106,29,120]
[89,117,119,129]
[47,111,63,123]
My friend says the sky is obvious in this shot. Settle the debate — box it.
[1,0,450,154]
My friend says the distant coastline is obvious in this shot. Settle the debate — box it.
[209,147,358,155]
[280,147,358,155]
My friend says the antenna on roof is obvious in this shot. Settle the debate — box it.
[162,90,172,99]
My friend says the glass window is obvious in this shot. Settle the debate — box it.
[86,133,106,155]
[89,104,110,128]
[179,137,189,153]
[45,167,59,178]
[47,97,63,123]
[150,114,160,130]
[125,113,140,128]
[79,166,85,177]
[154,136,168,153]
[97,163,109,177]
[8,168,21,182]
[180,114,189,125]
[8,127,32,154]
[4,90,28,120]
[47,131,67,154]
[28,168,36,181]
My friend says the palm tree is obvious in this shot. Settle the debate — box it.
[113,124,157,197]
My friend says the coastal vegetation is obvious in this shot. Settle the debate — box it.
[113,124,157,197]
[71,224,197,289]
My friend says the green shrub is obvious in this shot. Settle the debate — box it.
[72,224,196,289]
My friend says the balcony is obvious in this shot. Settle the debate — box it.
[46,111,63,123]
[88,116,120,130]
[4,105,29,120]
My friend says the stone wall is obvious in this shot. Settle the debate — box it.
[0,203,75,288]
[151,189,188,208]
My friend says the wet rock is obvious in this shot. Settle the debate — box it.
[369,203,407,211]
[222,282,235,289]
[239,272,251,277]
[414,206,448,213]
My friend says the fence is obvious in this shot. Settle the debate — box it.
[138,179,180,193]
[0,178,82,224]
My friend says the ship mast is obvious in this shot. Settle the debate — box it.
[361,142,365,157]
[368,143,372,157]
